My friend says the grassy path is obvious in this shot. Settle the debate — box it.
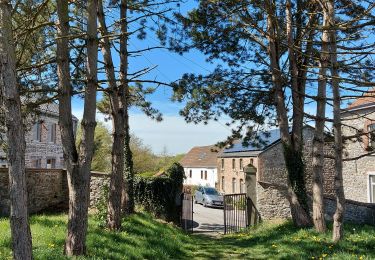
[1,212,374,259]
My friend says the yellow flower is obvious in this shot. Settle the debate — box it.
[359,256,364,260]
[272,244,277,248]
[322,254,327,258]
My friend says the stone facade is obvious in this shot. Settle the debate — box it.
[341,106,375,203]
[256,126,336,219]
[217,156,258,194]
[0,102,78,169]
[0,168,109,216]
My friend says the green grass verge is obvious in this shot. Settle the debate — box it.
[0,213,374,259]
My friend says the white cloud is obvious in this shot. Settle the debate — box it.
[72,107,232,155]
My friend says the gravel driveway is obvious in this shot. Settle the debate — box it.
[193,203,224,236]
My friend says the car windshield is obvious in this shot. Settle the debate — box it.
[204,188,219,195]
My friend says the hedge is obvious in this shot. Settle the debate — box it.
[134,163,185,224]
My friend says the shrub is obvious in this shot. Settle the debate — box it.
[134,163,185,224]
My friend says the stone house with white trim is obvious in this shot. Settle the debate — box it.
[341,89,375,203]
[0,102,78,169]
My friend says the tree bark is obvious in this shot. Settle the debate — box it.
[312,0,330,233]
[119,0,135,215]
[56,0,98,255]
[267,0,311,228]
[0,1,33,259]
[98,0,125,230]
[327,0,346,242]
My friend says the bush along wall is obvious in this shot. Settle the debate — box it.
[134,163,185,224]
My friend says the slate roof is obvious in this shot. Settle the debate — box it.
[180,145,220,168]
[218,126,316,157]
[346,88,375,111]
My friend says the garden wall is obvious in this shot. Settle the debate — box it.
[0,168,109,216]
[0,168,68,216]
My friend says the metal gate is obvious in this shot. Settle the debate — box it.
[224,193,260,234]
[180,193,193,232]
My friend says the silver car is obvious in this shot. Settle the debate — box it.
[194,187,223,208]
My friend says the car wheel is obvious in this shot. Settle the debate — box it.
[203,200,207,207]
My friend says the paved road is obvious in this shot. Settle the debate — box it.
[193,203,224,236]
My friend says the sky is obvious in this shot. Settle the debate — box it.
[72,1,234,155]
[71,1,373,155]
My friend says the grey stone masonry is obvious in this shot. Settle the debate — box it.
[257,126,336,220]
[0,102,78,169]
[341,106,375,203]
[0,168,110,216]
[0,168,68,216]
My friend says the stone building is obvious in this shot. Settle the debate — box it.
[218,126,336,220]
[341,89,375,203]
[0,102,78,169]
[217,130,283,194]
[180,145,220,187]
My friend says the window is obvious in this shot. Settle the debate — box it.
[370,174,375,203]
[250,159,254,165]
[240,179,244,193]
[232,159,236,170]
[32,158,42,168]
[48,123,57,143]
[239,159,243,170]
[369,124,375,148]
[232,178,236,193]
[204,170,207,180]
[189,169,192,178]
[221,176,225,191]
[221,159,224,170]
[201,170,203,179]
[33,123,42,142]
[46,158,56,169]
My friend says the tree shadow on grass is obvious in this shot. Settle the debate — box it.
[86,212,192,259]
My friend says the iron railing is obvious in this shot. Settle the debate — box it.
[224,193,260,234]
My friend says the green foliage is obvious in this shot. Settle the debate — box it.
[94,184,109,228]
[76,122,112,172]
[282,143,310,215]
[134,163,185,223]
[1,214,375,259]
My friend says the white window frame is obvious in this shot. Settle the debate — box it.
[368,172,375,203]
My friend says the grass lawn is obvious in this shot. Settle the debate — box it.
[0,213,374,259]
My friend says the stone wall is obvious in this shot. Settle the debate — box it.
[322,195,375,225]
[0,169,110,216]
[257,127,336,220]
[89,172,110,208]
[342,107,375,203]
[0,168,68,216]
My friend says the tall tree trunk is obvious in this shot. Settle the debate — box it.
[119,0,135,215]
[98,0,125,230]
[267,0,311,227]
[312,1,330,233]
[328,0,346,242]
[57,0,98,255]
[0,1,33,259]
